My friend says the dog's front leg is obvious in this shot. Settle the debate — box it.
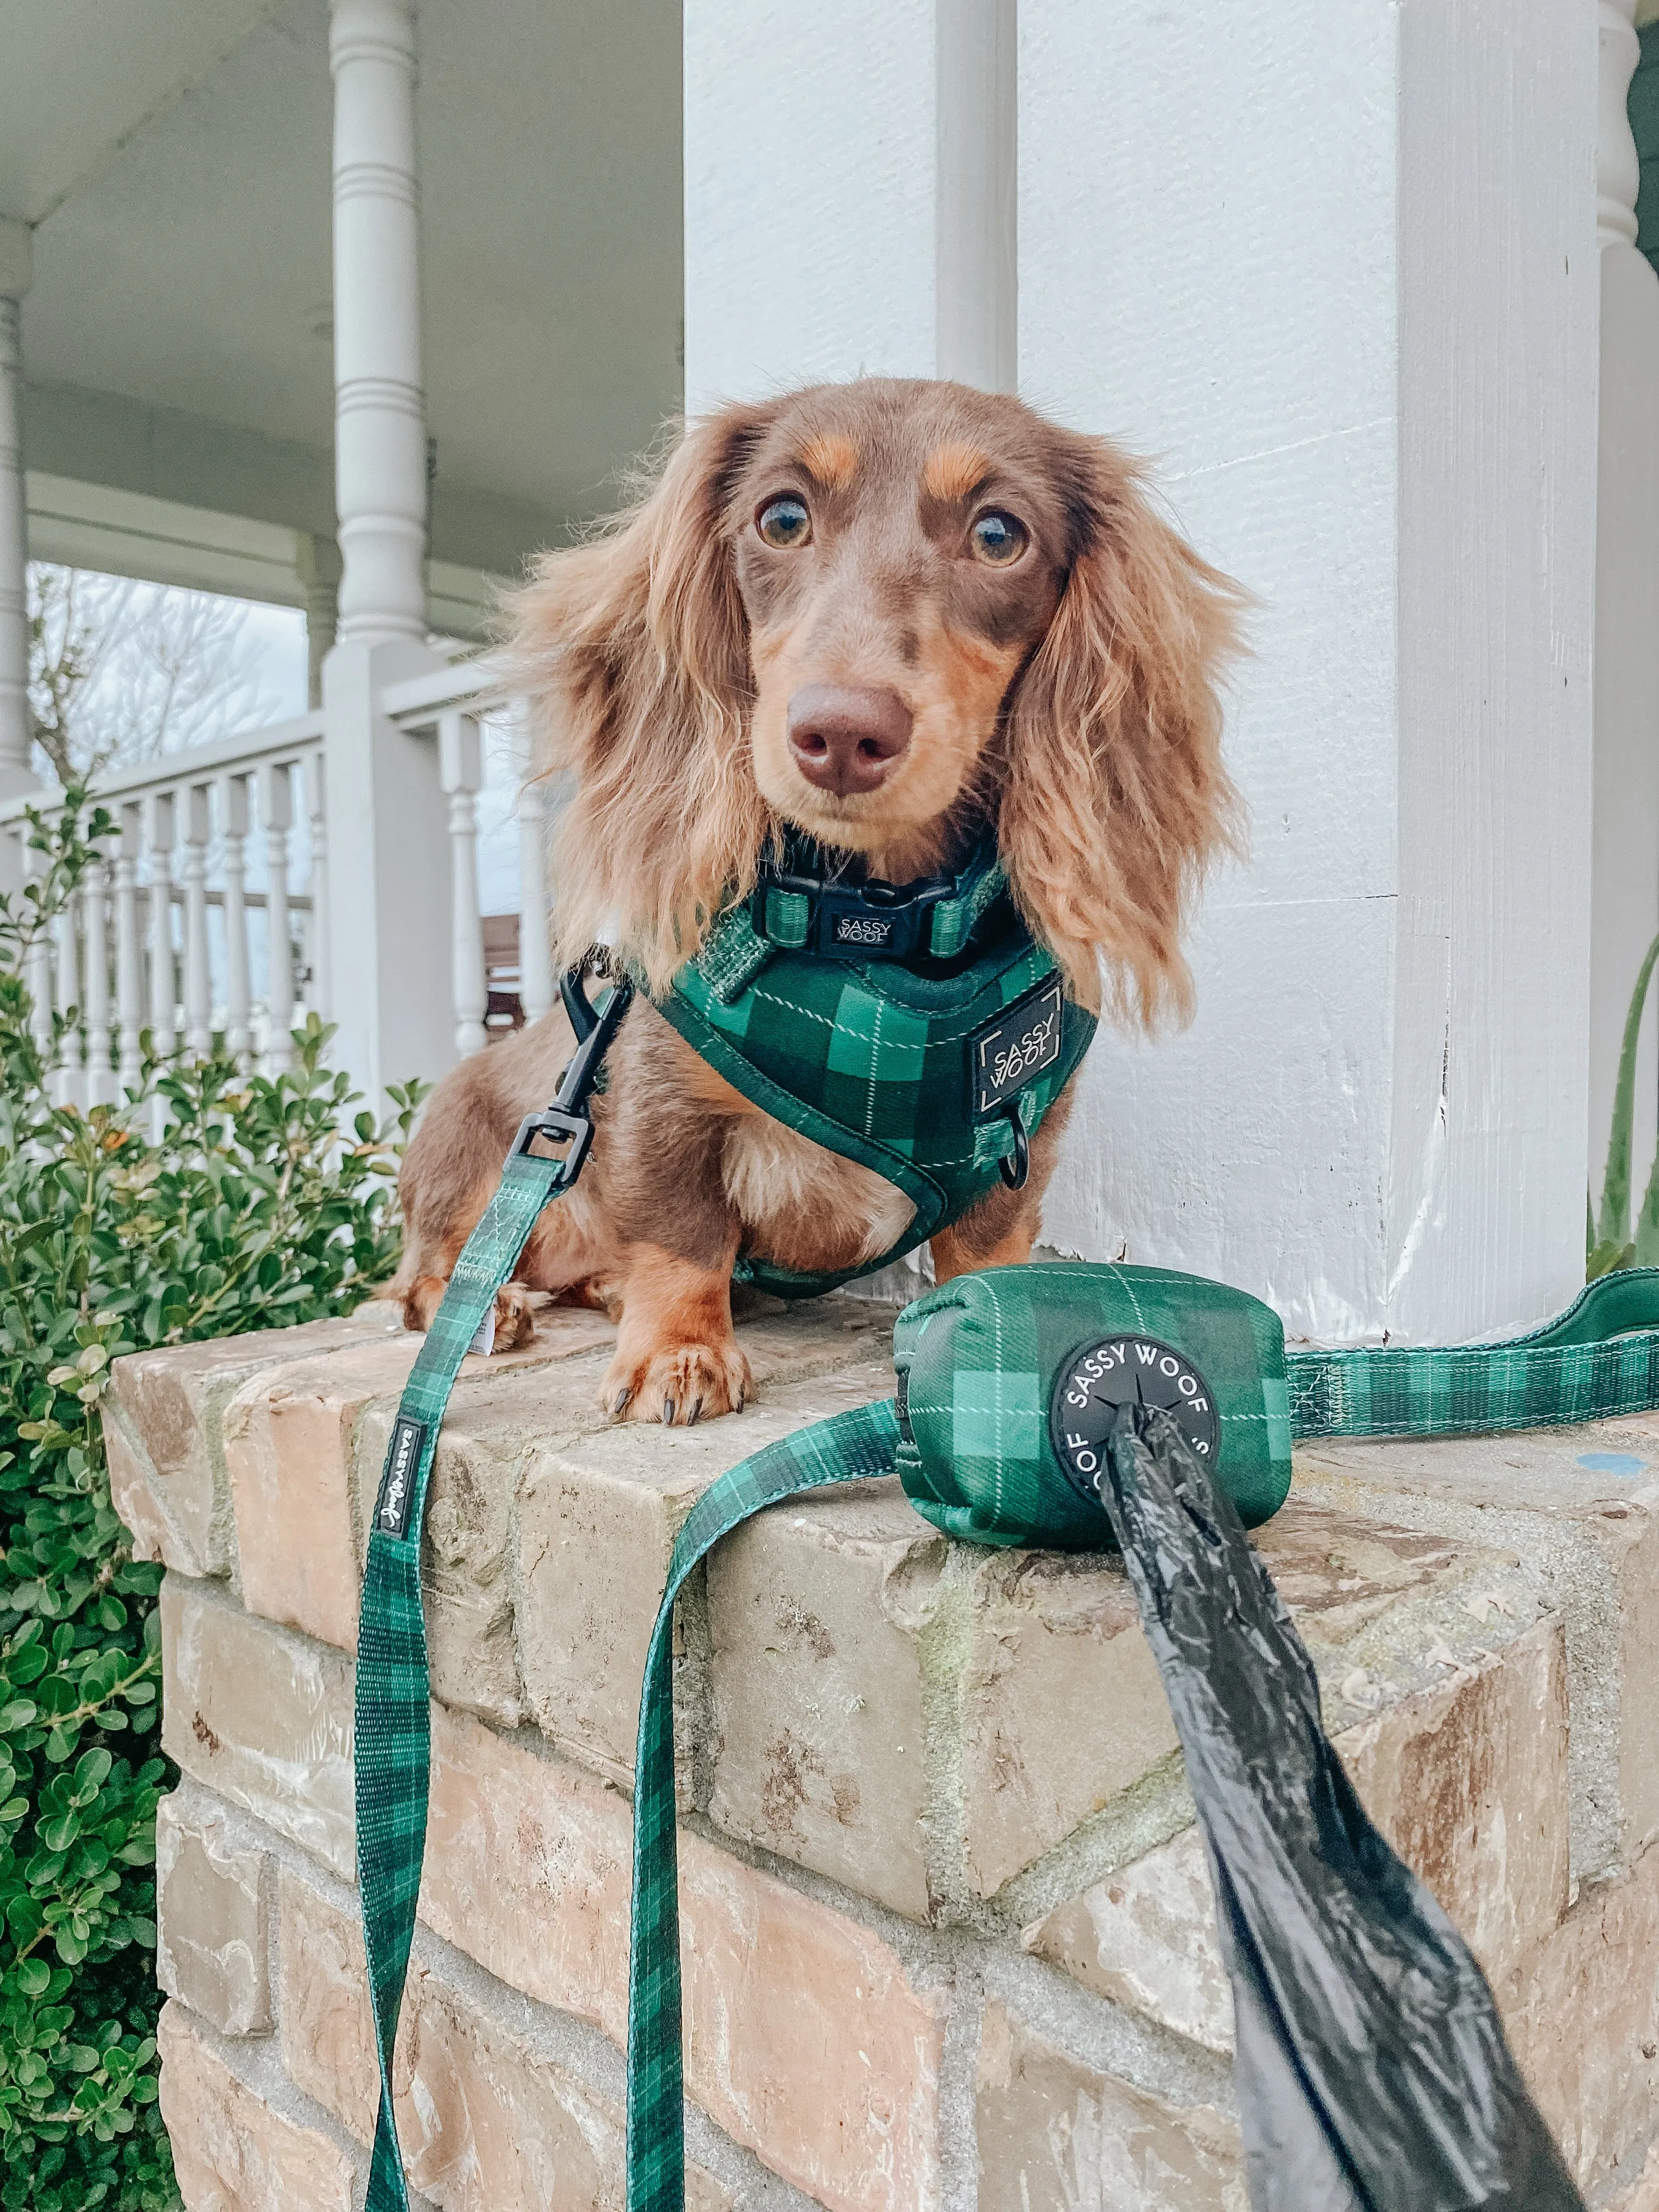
[594,1004,753,1425]
[603,1243,752,1424]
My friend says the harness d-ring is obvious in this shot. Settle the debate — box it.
[999,1101,1030,1190]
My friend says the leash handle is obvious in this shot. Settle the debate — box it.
[356,967,628,2212]
[1288,1264,1659,1438]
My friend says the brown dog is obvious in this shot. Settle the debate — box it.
[394,377,1244,1423]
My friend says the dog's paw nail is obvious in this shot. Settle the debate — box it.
[661,1398,675,1425]
[734,1390,746,1413]
[686,1397,703,1426]
[611,1389,631,1417]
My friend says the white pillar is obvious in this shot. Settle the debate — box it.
[330,0,427,646]
[0,216,38,811]
[1014,0,1599,1345]
[321,0,454,1103]
[684,0,1017,411]
[1589,0,1659,1217]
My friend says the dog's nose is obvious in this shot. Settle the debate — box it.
[786,684,913,795]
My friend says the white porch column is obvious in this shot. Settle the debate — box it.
[1589,0,1659,1214]
[684,0,1016,410]
[1014,1,1600,1345]
[0,216,38,811]
[321,0,453,1103]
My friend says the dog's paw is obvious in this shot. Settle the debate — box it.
[601,1338,753,1425]
[489,1283,539,1351]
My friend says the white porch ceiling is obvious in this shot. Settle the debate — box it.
[2,0,683,572]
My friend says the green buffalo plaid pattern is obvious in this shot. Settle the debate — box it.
[895,1261,1294,1545]
[660,912,1096,1299]
[356,1147,579,2212]
[1288,1265,1659,1436]
[626,1400,901,2212]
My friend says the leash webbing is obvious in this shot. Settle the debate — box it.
[356,969,630,2212]
[625,1400,902,2212]
[1286,1266,1659,1437]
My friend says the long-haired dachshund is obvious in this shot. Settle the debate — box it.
[393,377,1245,1423]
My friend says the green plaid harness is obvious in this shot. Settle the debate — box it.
[353,930,1659,2212]
[657,842,1097,1295]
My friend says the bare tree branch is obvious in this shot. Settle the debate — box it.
[27,566,296,785]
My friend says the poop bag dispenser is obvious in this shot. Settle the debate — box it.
[893,1259,1293,1546]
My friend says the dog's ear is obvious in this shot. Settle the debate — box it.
[506,402,778,991]
[998,436,1248,1024]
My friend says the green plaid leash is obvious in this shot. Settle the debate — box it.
[349,958,1659,2212]
[1286,1266,1659,1438]
[355,969,631,2212]
[625,1400,901,2212]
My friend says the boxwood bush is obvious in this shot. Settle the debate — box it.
[0,796,420,2209]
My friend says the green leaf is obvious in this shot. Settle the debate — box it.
[1596,929,1659,1257]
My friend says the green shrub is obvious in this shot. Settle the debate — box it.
[0,795,421,2209]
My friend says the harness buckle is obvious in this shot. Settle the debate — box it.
[510,964,633,1190]
[759,866,955,961]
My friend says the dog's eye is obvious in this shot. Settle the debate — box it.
[969,510,1028,566]
[757,496,812,549]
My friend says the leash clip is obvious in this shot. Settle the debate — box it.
[510,963,633,1188]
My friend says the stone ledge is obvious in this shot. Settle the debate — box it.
[116,1301,1659,2202]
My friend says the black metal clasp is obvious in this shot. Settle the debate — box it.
[510,963,633,1188]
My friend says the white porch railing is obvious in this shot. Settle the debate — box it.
[379,656,557,1058]
[1,653,558,1116]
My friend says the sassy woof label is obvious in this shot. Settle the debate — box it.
[1049,1334,1221,1505]
[374,1415,428,1540]
[832,911,896,949]
[970,978,1064,1118]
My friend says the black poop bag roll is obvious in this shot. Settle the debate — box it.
[1098,1402,1585,2212]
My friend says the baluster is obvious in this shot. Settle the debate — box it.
[24,832,53,1074]
[261,762,294,1076]
[304,749,332,1021]
[53,882,82,1109]
[439,710,487,1057]
[82,842,112,1108]
[180,783,212,1057]
[112,805,143,1101]
[517,747,555,1025]
[219,774,252,1068]
[145,791,176,1139]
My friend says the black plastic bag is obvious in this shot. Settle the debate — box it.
[1099,1404,1585,2212]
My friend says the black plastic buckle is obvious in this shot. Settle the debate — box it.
[510,964,633,1188]
[758,867,954,962]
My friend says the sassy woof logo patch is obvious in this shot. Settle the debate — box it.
[833,912,896,949]
[374,1416,428,1540]
[970,978,1064,1118]
[1049,1334,1220,1506]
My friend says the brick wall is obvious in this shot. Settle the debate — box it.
[106,1293,1659,2210]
